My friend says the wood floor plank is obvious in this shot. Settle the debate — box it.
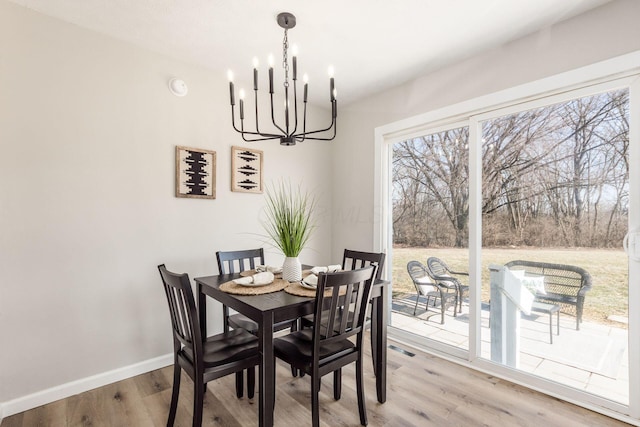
[0,338,631,426]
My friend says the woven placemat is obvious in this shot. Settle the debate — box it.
[284,282,317,298]
[220,278,290,295]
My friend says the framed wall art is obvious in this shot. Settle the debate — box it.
[175,146,216,199]
[231,146,263,193]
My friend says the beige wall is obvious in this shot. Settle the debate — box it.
[330,0,640,260]
[0,0,333,408]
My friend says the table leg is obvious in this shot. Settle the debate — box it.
[197,283,206,338]
[258,312,275,427]
[374,284,388,403]
[549,312,553,344]
[197,283,209,396]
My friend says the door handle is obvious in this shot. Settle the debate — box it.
[623,231,640,261]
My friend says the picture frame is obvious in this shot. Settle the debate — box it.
[175,146,216,199]
[231,146,263,193]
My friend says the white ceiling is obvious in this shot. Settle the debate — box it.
[9,0,610,105]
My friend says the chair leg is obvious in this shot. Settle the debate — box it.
[333,369,342,400]
[193,376,204,427]
[356,356,368,426]
[235,371,244,398]
[312,375,321,427]
[167,361,181,427]
[290,320,299,377]
[247,366,256,399]
[453,293,458,318]
[413,293,420,315]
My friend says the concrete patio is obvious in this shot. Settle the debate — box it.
[390,295,629,404]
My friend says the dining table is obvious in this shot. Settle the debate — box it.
[195,266,388,427]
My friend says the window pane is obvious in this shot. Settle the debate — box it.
[392,126,470,349]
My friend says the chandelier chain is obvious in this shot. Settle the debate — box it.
[283,28,289,88]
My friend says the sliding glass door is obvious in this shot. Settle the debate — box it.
[477,87,630,404]
[377,62,640,421]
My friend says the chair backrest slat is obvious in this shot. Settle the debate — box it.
[342,249,385,280]
[158,265,202,356]
[216,248,265,275]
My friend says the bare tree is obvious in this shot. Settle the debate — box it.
[393,89,629,249]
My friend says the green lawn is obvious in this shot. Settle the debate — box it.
[392,246,628,326]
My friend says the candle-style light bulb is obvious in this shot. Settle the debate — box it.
[292,45,298,80]
[328,66,335,101]
[268,54,274,94]
[227,70,235,105]
[239,89,245,120]
[303,73,308,103]
[252,57,259,90]
[327,66,335,78]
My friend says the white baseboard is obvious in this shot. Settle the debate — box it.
[1,353,173,418]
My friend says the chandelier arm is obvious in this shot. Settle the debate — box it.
[230,107,245,134]
[253,89,261,133]
[290,80,299,136]
[295,112,336,136]
[294,121,337,141]
[238,123,283,139]
[296,135,336,141]
[269,92,287,135]
[293,121,336,141]
[284,85,290,135]
[240,133,283,142]
[297,101,307,143]
[234,108,282,140]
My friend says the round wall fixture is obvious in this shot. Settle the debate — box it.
[168,78,188,96]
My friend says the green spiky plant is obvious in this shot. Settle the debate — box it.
[262,180,316,257]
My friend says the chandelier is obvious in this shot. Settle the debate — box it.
[227,12,337,146]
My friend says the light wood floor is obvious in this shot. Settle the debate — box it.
[1,339,630,427]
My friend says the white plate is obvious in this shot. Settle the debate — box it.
[300,281,317,290]
[235,280,272,287]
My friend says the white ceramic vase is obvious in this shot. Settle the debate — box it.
[282,256,302,282]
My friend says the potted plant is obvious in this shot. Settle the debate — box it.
[262,180,316,282]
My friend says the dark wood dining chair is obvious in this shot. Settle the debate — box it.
[216,248,299,387]
[157,264,260,427]
[342,249,386,281]
[216,248,266,334]
[300,249,386,370]
[274,266,377,427]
